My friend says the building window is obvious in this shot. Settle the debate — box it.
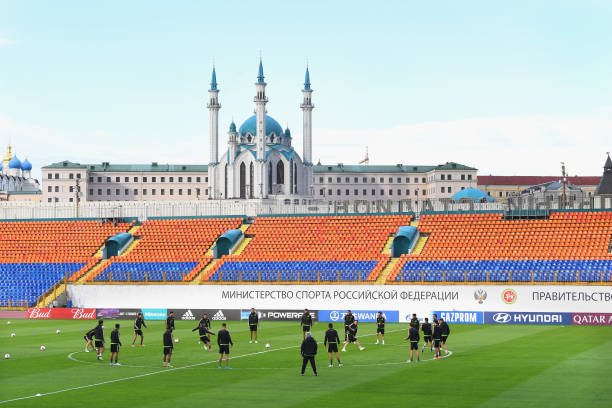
[161,177,165,182]
[69,186,74,193]
[354,177,358,182]
[98,189,102,195]
[187,177,192,182]
[319,177,323,183]
[115,177,120,182]
[106,177,110,182]
[499,191,503,197]
[354,189,358,195]
[188,189,192,195]
[196,188,200,195]
[389,189,393,196]
[134,177,138,183]
[97,177,102,182]
[363,189,367,195]
[204,189,208,195]
[336,177,341,183]
[125,177,129,182]
[422,177,426,183]
[336,189,341,195]
[89,189,93,195]
[379,177,384,183]
[448,174,452,180]
[362,177,367,183]
[196,177,201,182]
[152,189,156,195]
[388,177,393,183]
[143,177,147,183]
[371,177,375,183]
[441,174,445,180]
[319,189,324,195]
[69,173,74,179]
[170,189,174,195]
[178,189,182,195]
[345,189,350,195]
[345,177,350,183]
[372,189,375,195]
[415,190,419,196]
[468,175,472,180]
[54,186,59,192]
[106,189,110,195]
[54,197,59,202]
[396,178,401,183]
[161,189,165,195]
[380,189,384,195]
[48,198,52,203]
[55,173,59,179]
[89,176,93,182]
[397,189,401,195]
[152,177,156,182]
[169,177,174,182]
[143,189,147,195]
[178,177,183,182]
[47,186,52,192]
[328,189,332,195]
[125,189,129,195]
[328,177,332,183]
[116,189,120,195]
[406,189,410,195]
[461,174,465,180]
[441,187,445,193]
[448,187,452,193]
[48,173,52,179]
[69,197,73,202]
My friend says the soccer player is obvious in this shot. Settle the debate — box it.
[110,323,122,366]
[421,317,433,352]
[301,309,313,339]
[432,313,439,325]
[217,323,233,369]
[432,320,442,359]
[343,310,355,340]
[199,313,211,330]
[166,311,175,331]
[342,319,365,351]
[248,308,259,343]
[405,323,420,363]
[324,323,343,367]
[300,332,318,376]
[410,313,420,330]
[375,311,385,345]
[162,328,173,367]
[132,312,147,347]
[84,326,96,352]
[192,320,215,351]
[439,318,450,355]
[93,320,105,360]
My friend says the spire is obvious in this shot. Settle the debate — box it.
[210,66,218,91]
[257,58,265,84]
[304,66,311,91]
[595,152,612,195]
[605,152,612,170]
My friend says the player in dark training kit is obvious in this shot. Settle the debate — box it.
[192,320,215,351]
[421,317,433,352]
[375,311,385,345]
[162,328,173,367]
[342,320,365,351]
[344,310,355,340]
[300,332,318,376]
[166,311,175,331]
[110,324,122,366]
[93,320,105,360]
[405,323,420,363]
[324,323,343,367]
[199,313,211,330]
[439,318,450,355]
[301,309,313,339]
[84,327,95,352]
[248,308,259,343]
[432,320,442,359]
[410,313,420,330]
[132,312,147,347]
[217,323,233,369]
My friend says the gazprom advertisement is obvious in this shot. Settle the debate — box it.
[142,308,167,321]
[485,311,572,325]
[434,311,484,324]
[319,310,399,323]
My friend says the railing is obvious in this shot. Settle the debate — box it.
[87,271,189,283]
[212,270,372,283]
[0,299,29,310]
[392,270,611,284]
[36,274,69,307]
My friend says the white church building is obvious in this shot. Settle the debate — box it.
[207,60,314,200]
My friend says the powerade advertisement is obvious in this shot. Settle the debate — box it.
[319,310,399,323]
[434,311,484,324]
[141,308,167,321]
[485,311,572,325]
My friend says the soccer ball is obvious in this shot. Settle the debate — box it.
[40,346,46,351]
[56,329,61,334]
[10,333,15,338]
[265,343,271,348]
[4,354,9,359]
[6,321,10,325]
[174,338,179,343]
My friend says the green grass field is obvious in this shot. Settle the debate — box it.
[1,319,610,407]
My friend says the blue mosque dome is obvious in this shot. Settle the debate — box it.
[452,188,494,203]
[21,158,32,171]
[8,155,21,169]
[239,114,284,137]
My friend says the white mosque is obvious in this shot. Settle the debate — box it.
[207,60,314,200]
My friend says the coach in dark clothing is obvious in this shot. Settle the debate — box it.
[300,332,318,376]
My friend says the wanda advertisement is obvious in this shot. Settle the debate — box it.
[27,308,97,320]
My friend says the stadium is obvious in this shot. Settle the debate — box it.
[2,4,612,408]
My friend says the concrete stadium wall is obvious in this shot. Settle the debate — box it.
[67,284,612,322]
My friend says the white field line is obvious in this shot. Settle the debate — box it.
[0,328,416,405]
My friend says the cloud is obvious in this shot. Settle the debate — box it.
[0,37,13,47]
[314,114,612,177]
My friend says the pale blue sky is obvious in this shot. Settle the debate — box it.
[0,0,611,180]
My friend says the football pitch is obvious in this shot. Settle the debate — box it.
[1,319,610,408]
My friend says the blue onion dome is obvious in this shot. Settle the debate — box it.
[8,155,21,169]
[21,158,32,171]
[229,121,236,132]
[284,127,291,138]
[239,114,284,137]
